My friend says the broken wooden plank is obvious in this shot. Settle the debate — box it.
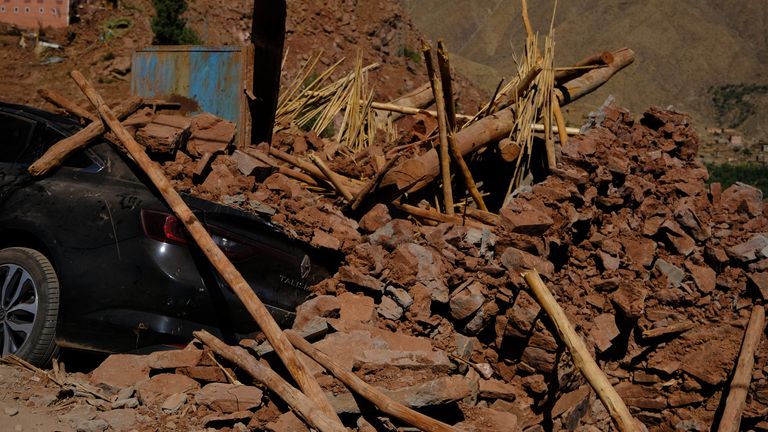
[194,330,346,432]
[28,96,143,177]
[285,330,459,432]
[523,271,642,432]
[70,70,344,428]
[717,304,766,432]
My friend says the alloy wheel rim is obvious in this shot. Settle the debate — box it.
[0,264,38,356]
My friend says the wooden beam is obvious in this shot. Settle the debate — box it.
[717,304,766,432]
[285,330,459,432]
[37,88,98,123]
[522,271,641,432]
[194,330,346,432]
[69,70,344,428]
[28,96,143,177]
[308,154,354,202]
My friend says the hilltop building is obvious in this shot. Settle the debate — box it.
[0,0,77,29]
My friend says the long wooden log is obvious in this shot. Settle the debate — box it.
[373,82,434,127]
[69,71,344,427]
[423,42,454,215]
[37,88,98,123]
[28,96,143,177]
[379,48,633,197]
[556,48,635,105]
[717,304,766,432]
[554,51,614,84]
[285,330,458,432]
[523,271,641,432]
[193,330,346,432]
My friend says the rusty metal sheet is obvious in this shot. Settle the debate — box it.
[131,46,252,145]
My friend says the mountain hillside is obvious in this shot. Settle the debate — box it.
[401,0,768,143]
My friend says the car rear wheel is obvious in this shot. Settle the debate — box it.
[0,247,59,366]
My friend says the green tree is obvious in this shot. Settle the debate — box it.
[151,0,202,45]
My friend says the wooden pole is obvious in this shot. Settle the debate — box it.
[554,51,614,83]
[717,304,766,432]
[268,147,362,194]
[285,330,458,432]
[194,331,346,432]
[37,88,98,123]
[308,154,354,202]
[423,42,454,215]
[240,148,321,187]
[556,48,635,105]
[437,40,488,212]
[393,202,490,230]
[69,70,344,428]
[28,96,143,177]
[522,271,641,432]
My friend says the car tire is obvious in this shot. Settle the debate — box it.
[0,247,59,366]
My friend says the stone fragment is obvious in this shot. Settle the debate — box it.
[4,407,18,416]
[292,295,340,333]
[369,220,414,250]
[353,349,453,373]
[500,247,554,276]
[377,296,404,320]
[589,313,620,352]
[386,286,413,309]
[136,374,200,406]
[195,384,263,413]
[449,281,486,320]
[727,234,768,263]
[311,229,341,250]
[680,333,740,386]
[463,301,499,335]
[615,382,667,410]
[621,237,656,268]
[610,284,647,320]
[75,419,109,432]
[499,201,554,235]
[749,272,768,300]
[478,379,518,401]
[146,349,203,370]
[177,366,229,383]
[338,265,384,293]
[668,391,703,407]
[655,259,686,288]
[266,412,308,432]
[90,354,149,390]
[719,182,763,217]
[521,346,556,372]
[685,261,716,294]
[552,385,591,418]
[359,203,391,234]
[186,113,236,157]
[327,292,376,332]
[97,409,137,432]
[161,393,187,413]
[136,114,191,154]
[388,243,448,303]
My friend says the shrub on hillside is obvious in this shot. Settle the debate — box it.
[151,0,202,45]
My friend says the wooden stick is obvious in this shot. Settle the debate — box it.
[268,147,362,194]
[717,304,766,432]
[241,148,321,187]
[522,271,641,432]
[37,88,98,123]
[422,42,454,215]
[436,41,488,212]
[69,70,344,428]
[308,154,354,202]
[285,330,458,432]
[372,102,473,121]
[556,48,635,105]
[194,331,346,432]
[554,51,614,83]
[349,154,401,211]
[28,96,143,177]
[394,202,490,230]
[490,62,543,112]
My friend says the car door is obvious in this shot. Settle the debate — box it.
[0,111,38,204]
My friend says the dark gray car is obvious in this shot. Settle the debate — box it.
[0,102,333,366]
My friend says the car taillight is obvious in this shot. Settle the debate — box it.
[141,209,189,246]
[141,209,258,260]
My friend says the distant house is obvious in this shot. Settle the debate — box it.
[0,0,75,29]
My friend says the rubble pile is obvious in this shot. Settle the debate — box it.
[37,101,761,431]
